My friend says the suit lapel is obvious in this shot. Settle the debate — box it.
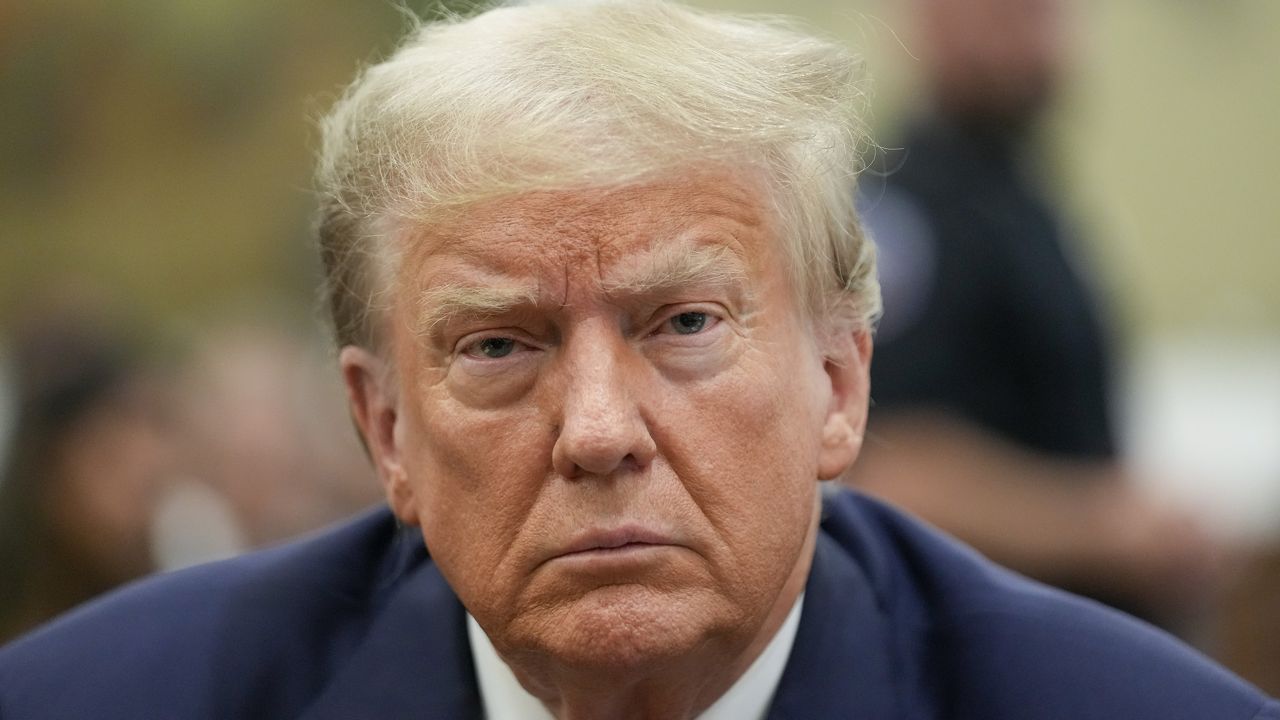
[299,534,483,720]
[767,530,901,719]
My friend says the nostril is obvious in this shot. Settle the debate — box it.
[617,453,652,476]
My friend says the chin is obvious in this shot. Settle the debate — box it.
[524,584,734,672]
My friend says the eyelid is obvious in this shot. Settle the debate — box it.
[455,330,539,358]
[648,304,725,336]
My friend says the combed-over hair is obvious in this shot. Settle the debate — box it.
[315,0,880,350]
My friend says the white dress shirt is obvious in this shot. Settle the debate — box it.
[468,593,805,720]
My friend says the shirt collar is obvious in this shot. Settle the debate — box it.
[468,593,806,720]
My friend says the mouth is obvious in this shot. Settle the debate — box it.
[563,541,663,558]
[551,525,682,562]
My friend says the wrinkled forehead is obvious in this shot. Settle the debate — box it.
[391,169,786,307]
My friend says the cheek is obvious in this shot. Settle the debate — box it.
[652,341,825,573]
[400,392,552,597]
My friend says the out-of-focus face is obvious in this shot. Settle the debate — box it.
[349,169,868,674]
[51,382,172,585]
[916,0,1071,121]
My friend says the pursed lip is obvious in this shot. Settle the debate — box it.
[553,524,683,560]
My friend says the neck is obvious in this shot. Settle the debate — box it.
[504,504,820,720]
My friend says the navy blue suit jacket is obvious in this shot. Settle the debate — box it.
[2,489,1277,719]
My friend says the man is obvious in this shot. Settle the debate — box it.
[850,0,1218,625]
[0,1,1275,718]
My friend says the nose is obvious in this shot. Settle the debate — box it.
[551,333,657,479]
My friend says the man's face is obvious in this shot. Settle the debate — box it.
[358,170,865,672]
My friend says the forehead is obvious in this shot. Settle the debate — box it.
[399,170,777,293]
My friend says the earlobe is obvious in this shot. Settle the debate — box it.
[818,416,862,480]
[339,346,419,525]
[816,329,872,481]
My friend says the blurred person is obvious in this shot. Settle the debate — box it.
[850,0,1218,624]
[1,2,1276,718]
[0,308,174,643]
[169,316,378,552]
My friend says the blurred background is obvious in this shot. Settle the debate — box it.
[0,0,1276,691]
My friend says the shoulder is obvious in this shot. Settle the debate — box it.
[0,506,408,720]
[819,488,1279,719]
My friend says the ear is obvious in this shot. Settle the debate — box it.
[817,328,873,480]
[339,345,419,525]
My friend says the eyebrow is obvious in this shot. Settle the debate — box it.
[414,283,540,337]
[600,244,751,301]
[413,244,753,337]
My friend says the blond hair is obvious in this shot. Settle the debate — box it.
[315,0,880,350]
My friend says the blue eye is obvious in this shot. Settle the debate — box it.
[668,312,708,335]
[473,337,516,358]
